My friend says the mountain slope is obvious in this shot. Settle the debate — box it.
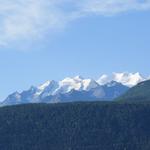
[117,80,150,102]
[0,102,150,150]
[102,81,129,99]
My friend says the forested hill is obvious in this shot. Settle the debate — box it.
[1,102,150,150]
[117,80,150,102]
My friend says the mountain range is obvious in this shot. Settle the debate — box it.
[1,72,149,106]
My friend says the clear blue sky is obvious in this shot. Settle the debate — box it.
[0,0,150,100]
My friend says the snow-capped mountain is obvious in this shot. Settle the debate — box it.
[97,72,145,87]
[54,76,99,94]
[1,72,149,106]
[36,80,59,98]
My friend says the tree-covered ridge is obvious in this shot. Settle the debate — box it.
[117,80,150,102]
[0,102,150,150]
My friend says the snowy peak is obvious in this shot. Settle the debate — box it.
[38,80,52,91]
[3,92,22,105]
[37,80,58,91]
[9,92,21,99]
[36,80,59,97]
[74,75,84,80]
[97,74,111,85]
[58,77,83,92]
[112,72,145,87]
[56,76,99,94]
[82,79,99,91]
[97,72,146,87]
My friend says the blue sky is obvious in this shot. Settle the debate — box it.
[0,0,150,100]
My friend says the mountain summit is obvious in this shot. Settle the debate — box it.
[97,72,145,87]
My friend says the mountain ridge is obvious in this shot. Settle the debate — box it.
[1,72,149,106]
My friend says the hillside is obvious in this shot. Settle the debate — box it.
[117,80,150,102]
[0,102,150,150]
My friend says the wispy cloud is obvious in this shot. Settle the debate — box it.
[0,0,150,47]
[78,0,150,15]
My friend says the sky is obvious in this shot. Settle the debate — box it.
[0,0,150,100]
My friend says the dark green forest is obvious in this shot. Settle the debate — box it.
[117,80,150,102]
[0,102,150,150]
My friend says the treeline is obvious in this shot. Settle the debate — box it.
[0,102,150,150]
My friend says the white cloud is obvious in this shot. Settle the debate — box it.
[78,0,150,15]
[0,0,150,46]
[0,0,68,45]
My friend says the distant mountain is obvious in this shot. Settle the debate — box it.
[41,81,129,103]
[1,75,130,106]
[117,80,150,102]
[2,72,149,106]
